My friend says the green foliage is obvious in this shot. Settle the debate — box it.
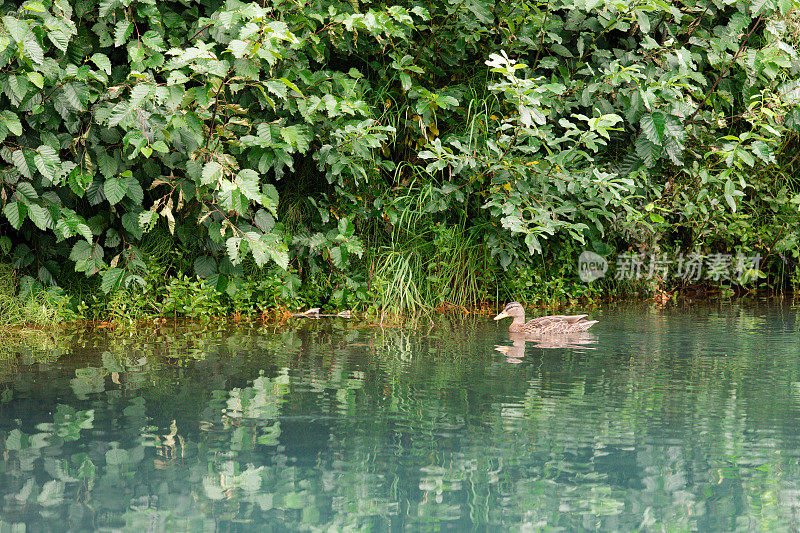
[162,274,227,319]
[0,0,798,319]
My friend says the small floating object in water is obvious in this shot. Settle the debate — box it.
[291,308,353,318]
[292,308,320,318]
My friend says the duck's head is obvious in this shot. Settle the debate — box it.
[493,302,525,321]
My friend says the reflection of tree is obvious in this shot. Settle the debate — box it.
[1,306,800,530]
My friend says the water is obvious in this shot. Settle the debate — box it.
[1,303,799,531]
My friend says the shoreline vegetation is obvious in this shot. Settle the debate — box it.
[0,1,799,330]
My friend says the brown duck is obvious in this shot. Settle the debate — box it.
[493,301,598,334]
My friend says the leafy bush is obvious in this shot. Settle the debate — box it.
[0,0,798,321]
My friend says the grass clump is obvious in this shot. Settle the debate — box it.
[0,264,72,328]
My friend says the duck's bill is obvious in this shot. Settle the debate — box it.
[493,311,509,320]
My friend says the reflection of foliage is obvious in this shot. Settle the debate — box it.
[1,307,800,530]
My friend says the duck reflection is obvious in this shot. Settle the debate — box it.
[494,332,598,363]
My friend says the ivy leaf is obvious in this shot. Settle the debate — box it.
[104,175,128,205]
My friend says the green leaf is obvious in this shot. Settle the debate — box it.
[399,72,411,92]
[101,268,125,293]
[22,34,44,64]
[278,77,304,97]
[124,175,144,205]
[751,140,775,164]
[724,179,737,212]
[280,125,310,153]
[104,175,128,205]
[108,102,133,127]
[37,480,64,507]
[265,234,288,270]
[228,39,249,58]
[737,148,755,168]
[26,71,44,88]
[70,241,104,275]
[640,112,666,146]
[34,145,60,183]
[23,1,47,12]
[3,17,28,43]
[152,140,169,153]
[0,110,21,136]
[194,256,217,277]
[219,180,247,214]
[68,167,94,197]
[114,20,133,47]
[3,201,27,229]
[12,150,33,178]
[235,169,261,202]
[254,209,275,232]
[15,182,38,202]
[201,161,223,185]
[122,211,143,239]
[90,53,111,75]
[338,217,354,237]
[28,203,53,230]
[105,448,130,465]
[226,236,242,264]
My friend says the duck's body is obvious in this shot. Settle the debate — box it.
[493,302,597,334]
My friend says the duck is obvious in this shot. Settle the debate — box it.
[493,301,598,334]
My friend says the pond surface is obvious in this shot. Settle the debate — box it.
[1,303,800,531]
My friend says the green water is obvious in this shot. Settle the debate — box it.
[1,303,799,531]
